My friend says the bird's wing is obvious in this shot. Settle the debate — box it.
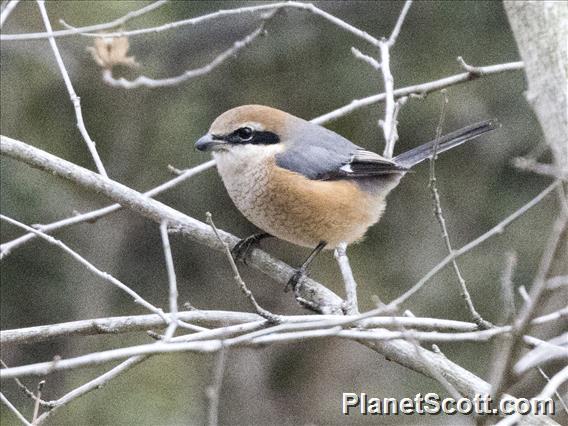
[275,124,406,180]
[338,149,408,178]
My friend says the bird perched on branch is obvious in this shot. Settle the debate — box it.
[196,105,498,290]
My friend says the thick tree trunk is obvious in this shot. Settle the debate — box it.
[504,1,568,169]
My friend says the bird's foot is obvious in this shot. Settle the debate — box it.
[284,267,307,293]
[231,233,271,264]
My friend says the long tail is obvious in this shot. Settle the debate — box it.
[394,119,500,168]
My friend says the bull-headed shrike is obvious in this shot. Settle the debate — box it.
[196,105,497,290]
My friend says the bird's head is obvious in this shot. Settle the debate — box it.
[195,105,297,158]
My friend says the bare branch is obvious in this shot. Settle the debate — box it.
[0,160,215,259]
[0,136,560,425]
[513,157,568,180]
[376,1,413,157]
[496,366,568,426]
[428,91,491,329]
[0,328,534,379]
[34,356,146,425]
[492,212,568,402]
[505,1,568,167]
[0,392,31,425]
[500,252,517,324]
[31,380,45,423]
[0,311,487,345]
[312,61,524,125]
[387,181,560,309]
[378,41,394,157]
[206,213,280,323]
[2,307,566,379]
[100,21,269,89]
[0,214,174,325]
[547,275,568,291]
[0,0,20,28]
[334,243,359,315]
[1,135,345,314]
[1,2,380,45]
[5,306,566,347]
[538,367,568,416]
[0,360,50,407]
[387,0,413,46]
[36,0,108,177]
[160,220,179,339]
[351,46,381,70]
[206,347,226,426]
[2,0,168,40]
[59,0,168,31]
[514,333,568,375]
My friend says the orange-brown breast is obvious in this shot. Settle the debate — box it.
[229,158,386,249]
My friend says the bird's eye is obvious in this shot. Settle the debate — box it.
[235,127,254,141]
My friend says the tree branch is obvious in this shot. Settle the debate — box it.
[311,61,524,125]
[0,135,345,315]
[1,136,561,425]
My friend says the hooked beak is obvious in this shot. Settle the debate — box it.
[195,133,227,152]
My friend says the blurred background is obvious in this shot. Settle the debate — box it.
[1,1,565,425]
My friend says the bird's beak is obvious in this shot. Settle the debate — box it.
[195,133,227,152]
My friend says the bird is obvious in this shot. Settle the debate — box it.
[195,105,498,290]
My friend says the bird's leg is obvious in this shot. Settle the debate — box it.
[231,232,272,264]
[285,241,327,292]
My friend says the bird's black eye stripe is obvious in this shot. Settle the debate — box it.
[225,128,280,145]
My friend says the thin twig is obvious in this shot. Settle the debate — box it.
[387,181,560,309]
[547,275,568,290]
[36,0,108,177]
[351,47,381,70]
[0,214,174,327]
[495,366,568,426]
[58,0,168,32]
[491,211,568,402]
[311,61,524,125]
[512,157,567,180]
[2,0,166,40]
[0,0,20,28]
[31,380,45,423]
[0,160,215,259]
[0,360,51,407]
[379,39,396,158]
[1,2,381,45]
[160,220,179,339]
[386,0,413,47]
[500,252,517,325]
[3,307,565,346]
[3,313,565,381]
[205,212,280,324]
[537,367,568,415]
[514,333,568,375]
[386,96,408,152]
[101,19,270,89]
[206,347,226,426]
[428,90,491,329]
[334,243,359,315]
[376,1,412,157]
[0,392,31,425]
[34,356,147,425]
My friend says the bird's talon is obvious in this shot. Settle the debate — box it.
[231,240,252,264]
[284,268,306,293]
[231,233,271,264]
